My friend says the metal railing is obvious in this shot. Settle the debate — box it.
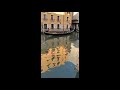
[51,19,55,22]
[57,19,61,22]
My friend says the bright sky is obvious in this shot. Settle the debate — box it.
[49,12,78,15]
[74,12,78,15]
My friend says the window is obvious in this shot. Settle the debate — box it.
[67,25,68,29]
[44,14,46,19]
[51,24,54,29]
[67,17,69,21]
[57,16,59,21]
[44,24,47,29]
[57,24,59,29]
[51,15,53,20]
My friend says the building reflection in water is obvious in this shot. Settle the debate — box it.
[41,33,79,77]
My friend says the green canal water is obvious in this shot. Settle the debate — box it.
[41,32,79,78]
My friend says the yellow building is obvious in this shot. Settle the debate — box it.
[41,12,73,31]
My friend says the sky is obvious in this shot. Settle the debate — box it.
[74,12,78,15]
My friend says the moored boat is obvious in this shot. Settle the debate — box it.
[44,29,74,35]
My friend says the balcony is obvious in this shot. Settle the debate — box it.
[57,19,61,22]
[51,19,55,22]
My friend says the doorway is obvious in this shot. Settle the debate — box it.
[44,24,47,29]
[51,24,54,29]
[57,24,59,29]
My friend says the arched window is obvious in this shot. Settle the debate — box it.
[51,15,53,20]
[57,16,59,21]
[67,25,68,29]
[67,17,69,21]
[44,14,46,19]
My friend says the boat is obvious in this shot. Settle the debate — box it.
[44,29,74,35]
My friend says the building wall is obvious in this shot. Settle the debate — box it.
[72,13,79,21]
[72,12,79,30]
[41,12,73,30]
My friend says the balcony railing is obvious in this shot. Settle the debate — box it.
[51,19,55,22]
[57,19,61,22]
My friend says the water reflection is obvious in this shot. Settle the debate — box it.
[41,32,79,78]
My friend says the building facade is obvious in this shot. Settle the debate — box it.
[41,12,73,31]
[72,12,79,31]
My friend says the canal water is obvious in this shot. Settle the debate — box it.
[41,32,79,78]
